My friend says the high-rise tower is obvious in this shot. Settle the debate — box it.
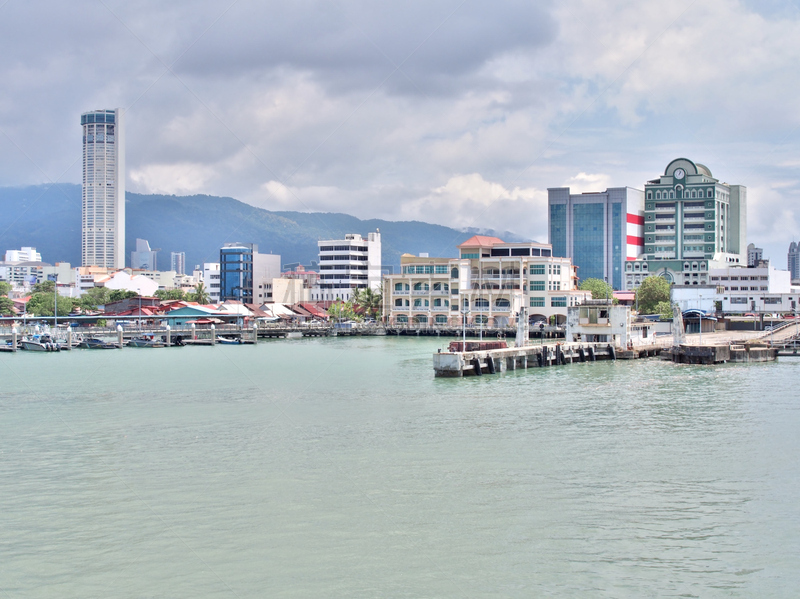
[81,108,125,268]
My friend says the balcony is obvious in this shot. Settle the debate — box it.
[412,290,429,295]
[432,306,449,312]
[393,290,409,295]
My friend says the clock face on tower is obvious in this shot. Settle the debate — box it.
[674,168,685,179]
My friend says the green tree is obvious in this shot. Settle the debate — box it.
[26,293,74,316]
[0,281,11,297]
[327,300,357,321]
[76,286,111,311]
[0,295,14,315]
[656,301,674,321]
[32,280,55,294]
[186,282,210,304]
[108,290,138,302]
[579,278,617,303]
[636,276,671,314]
[155,288,187,301]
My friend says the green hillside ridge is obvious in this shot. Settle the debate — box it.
[0,183,525,272]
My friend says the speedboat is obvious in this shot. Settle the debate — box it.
[20,334,61,352]
[216,336,242,345]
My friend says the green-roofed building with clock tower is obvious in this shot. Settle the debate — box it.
[624,158,747,289]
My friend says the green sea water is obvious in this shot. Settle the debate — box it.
[1,336,799,597]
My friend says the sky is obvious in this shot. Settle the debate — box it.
[0,0,799,262]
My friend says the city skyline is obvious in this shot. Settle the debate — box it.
[0,1,798,265]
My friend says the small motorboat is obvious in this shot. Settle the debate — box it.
[78,337,119,349]
[216,336,242,345]
[20,334,61,352]
[128,335,165,348]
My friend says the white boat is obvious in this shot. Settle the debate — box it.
[20,334,61,352]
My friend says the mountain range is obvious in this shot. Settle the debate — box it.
[0,184,525,272]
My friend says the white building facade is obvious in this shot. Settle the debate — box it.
[81,108,125,269]
[312,231,381,302]
[4,247,42,262]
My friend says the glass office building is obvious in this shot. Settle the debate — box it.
[547,187,644,290]
[220,243,255,303]
[81,108,125,268]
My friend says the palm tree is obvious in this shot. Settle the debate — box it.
[353,287,382,319]
[190,282,210,304]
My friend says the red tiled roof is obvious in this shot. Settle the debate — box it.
[457,235,505,249]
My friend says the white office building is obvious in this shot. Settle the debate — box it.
[202,262,221,303]
[4,247,42,262]
[81,108,125,269]
[312,231,382,302]
[131,238,157,271]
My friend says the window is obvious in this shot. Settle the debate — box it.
[510,248,530,256]
[461,253,479,259]
[495,298,510,308]
[530,297,545,307]
[474,315,488,324]
[435,315,447,324]
[474,298,489,308]
[451,267,459,279]
[435,265,448,274]
[530,281,545,291]
[530,265,545,275]
[551,297,567,307]
[394,298,404,307]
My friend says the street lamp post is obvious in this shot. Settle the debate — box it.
[698,293,703,346]
[461,306,470,349]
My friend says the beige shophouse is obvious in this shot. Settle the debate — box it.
[383,235,591,327]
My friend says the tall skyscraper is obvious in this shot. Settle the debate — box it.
[171,251,186,275]
[547,187,644,290]
[81,108,125,269]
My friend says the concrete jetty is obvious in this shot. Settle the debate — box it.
[662,343,778,364]
[432,341,668,377]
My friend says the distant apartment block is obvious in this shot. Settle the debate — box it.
[312,231,381,302]
[789,241,800,281]
[548,186,644,289]
[81,108,125,269]
[747,243,764,267]
[383,235,590,326]
[171,251,186,276]
[130,238,157,271]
